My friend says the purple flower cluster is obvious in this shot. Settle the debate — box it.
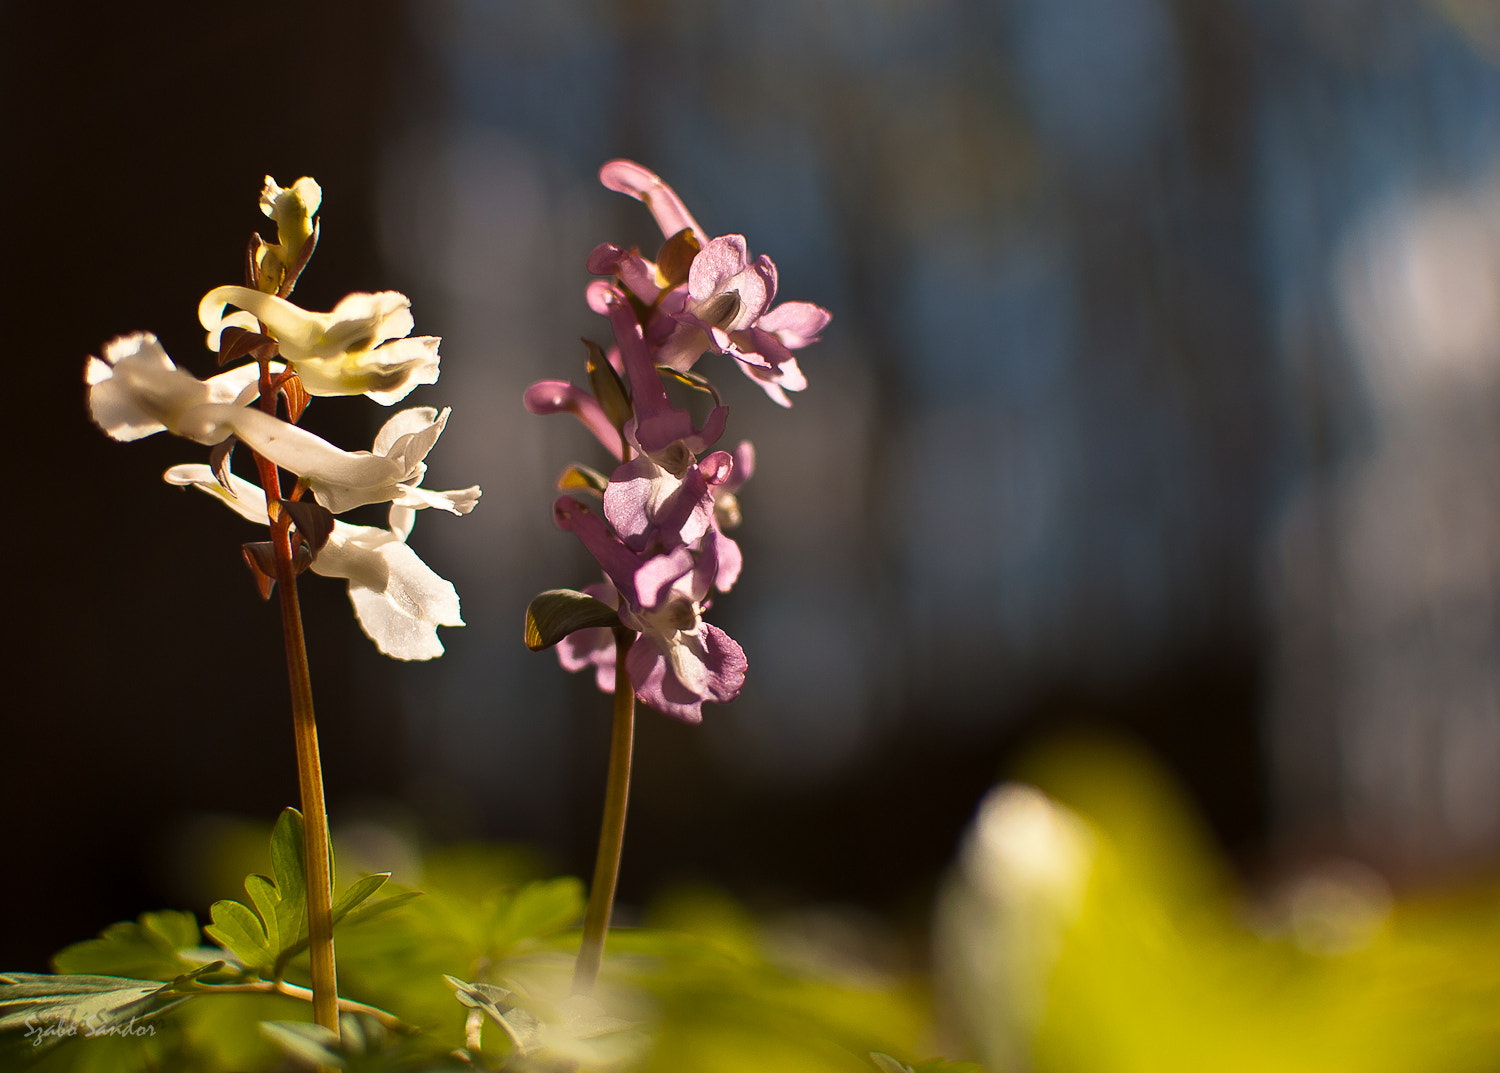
[526,161,827,722]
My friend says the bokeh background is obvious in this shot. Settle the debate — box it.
[4,0,1497,980]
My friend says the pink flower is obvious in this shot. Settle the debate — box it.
[554,496,746,723]
[595,160,829,407]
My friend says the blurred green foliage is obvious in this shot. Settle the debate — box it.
[6,745,1498,1071]
[938,739,1500,1073]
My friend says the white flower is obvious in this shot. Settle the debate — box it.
[247,405,481,516]
[255,175,322,292]
[164,465,464,660]
[260,176,321,252]
[85,335,478,516]
[198,286,440,404]
[86,332,264,443]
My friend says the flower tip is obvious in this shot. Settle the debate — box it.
[598,159,654,197]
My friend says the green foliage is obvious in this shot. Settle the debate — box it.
[51,910,210,980]
[205,808,408,978]
[941,739,1500,1073]
[333,847,587,1045]
[261,1013,401,1071]
[870,1054,986,1073]
[0,970,200,1068]
[447,974,643,1069]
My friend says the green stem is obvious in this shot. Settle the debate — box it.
[272,529,339,1040]
[189,980,408,1033]
[573,630,636,994]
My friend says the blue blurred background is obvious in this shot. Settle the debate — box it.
[4,0,1497,973]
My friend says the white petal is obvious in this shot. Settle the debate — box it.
[202,359,279,406]
[373,407,441,456]
[291,335,439,404]
[260,174,322,221]
[199,287,413,362]
[201,310,261,353]
[393,482,483,515]
[313,526,462,660]
[224,408,404,513]
[199,287,431,402]
[86,332,240,444]
[378,405,449,477]
[389,504,417,542]
[163,464,270,524]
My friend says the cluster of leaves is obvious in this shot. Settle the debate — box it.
[1,810,414,1071]
[2,820,933,1073]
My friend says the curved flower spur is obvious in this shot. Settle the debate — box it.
[522,160,828,994]
[83,175,480,1045]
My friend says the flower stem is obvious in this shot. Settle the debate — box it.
[251,359,338,1043]
[272,526,340,1040]
[573,630,636,994]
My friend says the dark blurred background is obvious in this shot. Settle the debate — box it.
[4,0,1497,972]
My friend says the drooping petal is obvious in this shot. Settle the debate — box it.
[524,380,625,460]
[599,160,706,246]
[87,333,251,444]
[317,526,463,661]
[163,464,269,524]
[222,408,406,513]
[757,301,830,347]
[167,463,463,660]
[711,532,744,592]
[553,496,645,605]
[394,481,482,515]
[586,243,661,304]
[296,335,441,404]
[624,621,747,723]
[630,546,697,611]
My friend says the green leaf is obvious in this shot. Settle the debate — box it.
[494,878,586,948]
[585,337,632,435]
[260,1020,344,1068]
[445,976,538,1056]
[661,364,723,403]
[263,1012,392,1070]
[205,808,385,978]
[558,463,610,496]
[51,910,203,980]
[524,590,620,651]
[0,972,183,1063]
[205,899,273,971]
[330,873,389,923]
[245,874,284,955]
[268,808,310,949]
[342,889,420,926]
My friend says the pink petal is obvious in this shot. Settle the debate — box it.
[599,159,706,245]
